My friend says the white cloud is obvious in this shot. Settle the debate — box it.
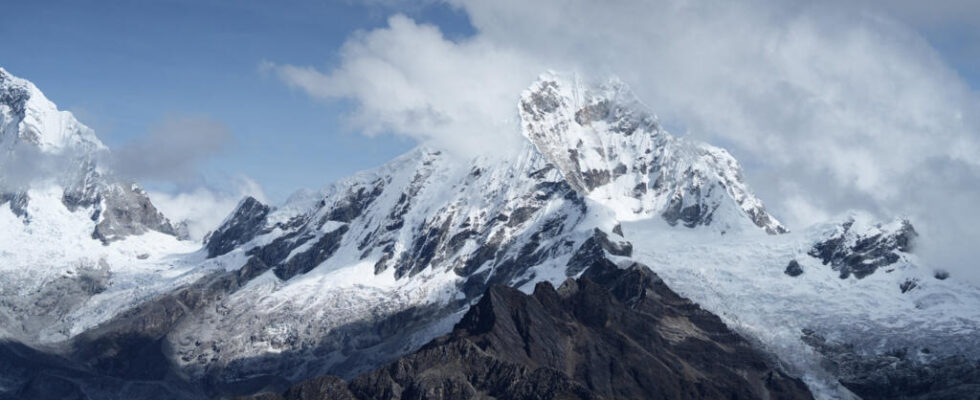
[148,176,267,241]
[781,193,832,229]
[263,15,540,159]
[269,0,980,282]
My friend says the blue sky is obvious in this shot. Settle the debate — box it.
[0,0,475,199]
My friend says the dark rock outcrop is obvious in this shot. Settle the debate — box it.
[256,261,813,400]
[566,228,632,277]
[785,260,804,277]
[206,196,270,258]
[274,225,349,280]
[809,219,917,279]
[900,278,919,294]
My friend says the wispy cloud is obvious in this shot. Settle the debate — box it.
[147,176,267,241]
[109,115,232,184]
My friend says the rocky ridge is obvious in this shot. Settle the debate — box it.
[252,259,813,400]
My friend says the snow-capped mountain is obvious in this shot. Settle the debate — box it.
[161,72,790,388]
[0,67,177,242]
[520,73,786,234]
[0,68,104,154]
[0,68,193,347]
[1,68,978,400]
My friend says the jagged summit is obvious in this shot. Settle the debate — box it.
[520,72,786,234]
[0,67,105,154]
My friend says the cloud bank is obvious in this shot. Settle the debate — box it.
[268,0,980,283]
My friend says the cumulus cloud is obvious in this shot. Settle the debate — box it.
[269,0,980,282]
[148,176,267,241]
[110,115,232,183]
[262,15,540,158]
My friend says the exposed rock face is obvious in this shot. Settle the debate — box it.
[206,196,271,257]
[273,224,349,280]
[256,261,813,400]
[802,330,980,399]
[566,228,632,276]
[809,217,917,279]
[91,184,177,243]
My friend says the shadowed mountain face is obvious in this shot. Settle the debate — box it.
[252,260,813,400]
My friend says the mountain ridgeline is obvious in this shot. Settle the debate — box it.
[1,67,978,400]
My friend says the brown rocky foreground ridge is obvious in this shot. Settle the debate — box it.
[248,259,813,400]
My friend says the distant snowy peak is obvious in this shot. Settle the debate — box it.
[0,67,175,242]
[519,72,786,234]
[0,67,105,154]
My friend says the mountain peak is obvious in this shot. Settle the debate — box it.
[0,67,105,154]
[1,67,175,242]
[519,72,786,234]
